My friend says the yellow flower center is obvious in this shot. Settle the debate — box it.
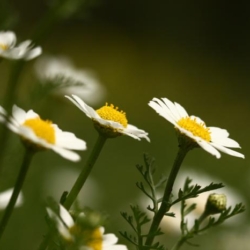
[96,103,128,128]
[0,43,8,51]
[23,117,55,144]
[177,117,211,142]
[84,228,102,250]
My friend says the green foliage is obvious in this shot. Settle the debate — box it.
[120,154,166,250]
[172,178,246,250]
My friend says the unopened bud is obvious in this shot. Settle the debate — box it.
[205,193,227,215]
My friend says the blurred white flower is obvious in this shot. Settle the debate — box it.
[0,188,23,209]
[0,31,42,60]
[47,204,128,250]
[0,105,86,161]
[159,170,246,234]
[34,55,106,105]
[139,170,245,235]
[66,94,150,141]
[149,97,244,159]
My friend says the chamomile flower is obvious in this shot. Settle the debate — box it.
[0,105,86,161]
[47,204,128,250]
[0,188,23,210]
[66,94,150,141]
[0,31,42,60]
[34,55,105,105]
[148,97,244,159]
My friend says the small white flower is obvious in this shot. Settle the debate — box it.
[47,204,128,250]
[34,55,105,105]
[0,31,42,60]
[0,188,23,209]
[66,94,150,141]
[0,105,86,161]
[148,97,244,159]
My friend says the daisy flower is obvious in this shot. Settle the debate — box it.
[34,55,105,105]
[148,97,244,159]
[0,188,23,210]
[66,94,150,141]
[47,204,128,250]
[0,105,86,161]
[0,31,42,60]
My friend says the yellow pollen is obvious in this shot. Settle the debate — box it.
[0,43,8,51]
[96,103,128,128]
[177,117,211,142]
[84,228,102,250]
[23,117,55,144]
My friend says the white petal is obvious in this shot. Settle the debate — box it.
[17,40,32,49]
[123,124,150,142]
[211,136,241,148]
[162,98,182,120]
[51,146,81,162]
[26,110,40,119]
[12,105,27,124]
[102,233,118,246]
[209,127,229,138]
[103,245,128,250]
[46,208,73,240]
[59,204,74,228]
[24,46,42,60]
[148,98,176,125]
[174,102,189,117]
[210,143,245,159]
[0,31,16,48]
[66,95,98,119]
[196,140,221,159]
[54,126,87,150]
[0,188,23,209]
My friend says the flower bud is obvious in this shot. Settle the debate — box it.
[205,193,227,215]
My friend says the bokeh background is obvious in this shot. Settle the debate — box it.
[0,0,250,249]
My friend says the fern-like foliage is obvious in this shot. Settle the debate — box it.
[120,154,167,250]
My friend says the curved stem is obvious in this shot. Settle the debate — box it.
[145,147,189,248]
[37,134,107,250]
[0,148,34,241]
[63,134,107,209]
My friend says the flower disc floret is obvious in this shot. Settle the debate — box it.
[23,117,55,144]
[177,117,211,142]
[0,43,8,50]
[83,228,102,250]
[96,103,128,128]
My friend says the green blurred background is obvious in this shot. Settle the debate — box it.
[0,0,250,249]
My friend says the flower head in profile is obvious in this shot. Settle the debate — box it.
[66,94,150,141]
[0,105,86,161]
[0,31,42,60]
[47,204,128,250]
[34,55,105,105]
[0,188,23,210]
[149,97,244,158]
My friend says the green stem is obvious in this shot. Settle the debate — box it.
[0,148,34,241]
[37,134,107,250]
[145,147,189,248]
[63,134,107,209]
